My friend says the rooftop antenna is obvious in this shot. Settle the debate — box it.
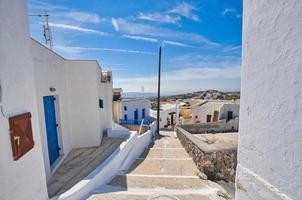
[29,11,53,50]
[141,86,145,98]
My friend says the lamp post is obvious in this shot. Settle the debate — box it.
[156,46,162,137]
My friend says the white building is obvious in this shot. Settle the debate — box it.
[0,2,114,199]
[113,98,151,124]
[191,100,239,123]
[0,1,48,199]
[31,40,113,179]
[236,0,302,199]
[151,103,179,129]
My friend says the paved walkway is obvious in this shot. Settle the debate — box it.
[88,131,230,200]
[47,136,125,197]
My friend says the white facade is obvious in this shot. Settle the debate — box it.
[118,98,151,122]
[151,103,178,128]
[31,40,113,179]
[237,1,302,199]
[192,100,239,123]
[0,1,48,199]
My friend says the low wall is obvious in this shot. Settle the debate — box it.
[180,119,238,134]
[52,122,156,200]
[176,127,237,182]
[122,124,149,134]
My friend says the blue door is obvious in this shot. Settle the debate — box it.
[134,109,138,122]
[43,96,59,166]
[142,108,146,118]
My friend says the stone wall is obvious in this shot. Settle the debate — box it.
[176,127,237,182]
[180,119,238,134]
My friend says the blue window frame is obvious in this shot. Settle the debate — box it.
[134,109,138,120]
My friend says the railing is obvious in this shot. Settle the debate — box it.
[120,119,153,125]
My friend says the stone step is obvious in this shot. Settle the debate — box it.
[140,148,190,159]
[127,158,199,176]
[89,193,216,200]
[89,185,225,200]
[108,174,221,190]
[151,138,183,148]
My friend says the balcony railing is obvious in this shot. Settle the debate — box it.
[120,119,153,125]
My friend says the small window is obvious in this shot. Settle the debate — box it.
[206,114,212,123]
[124,114,128,120]
[195,115,198,119]
[124,106,127,111]
[99,99,104,108]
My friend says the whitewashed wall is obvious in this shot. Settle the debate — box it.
[192,101,239,123]
[237,1,302,199]
[219,104,239,120]
[0,1,48,199]
[99,72,113,132]
[151,106,176,128]
[31,40,72,180]
[192,102,221,123]
[65,60,103,148]
[121,99,151,120]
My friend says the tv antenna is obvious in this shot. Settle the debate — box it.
[141,86,145,98]
[29,11,53,50]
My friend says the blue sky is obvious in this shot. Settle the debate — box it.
[28,0,242,95]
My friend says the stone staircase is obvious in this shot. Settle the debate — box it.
[88,131,230,200]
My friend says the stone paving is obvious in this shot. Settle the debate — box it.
[47,136,125,197]
[88,131,231,200]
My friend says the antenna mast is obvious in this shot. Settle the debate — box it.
[29,11,53,50]
[141,86,145,98]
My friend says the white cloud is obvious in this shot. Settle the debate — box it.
[114,66,240,93]
[118,66,240,83]
[111,18,120,31]
[122,34,158,43]
[111,18,218,46]
[168,2,200,22]
[163,40,203,49]
[221,8,242,18]
[137,12,181,25]
[65,12,104,24]
[49,23,110,36]
[54,46,156,55]
[29,0,66,11]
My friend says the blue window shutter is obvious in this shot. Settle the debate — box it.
[99,99,104,108]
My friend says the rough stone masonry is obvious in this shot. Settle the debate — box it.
[176,127,237,182]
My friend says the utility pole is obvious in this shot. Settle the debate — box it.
[29,11,53,50]
[156,46,162,137]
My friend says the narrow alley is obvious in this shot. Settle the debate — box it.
[88,131,228,200]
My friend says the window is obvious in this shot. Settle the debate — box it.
[195,115,198,119]
[134,109,138,120]
[206,114,212,123]
[227,111,233,121]
[124,106,127,111]
[99,99,104,108]
[124,114,128,120]
[142,108,145,118]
